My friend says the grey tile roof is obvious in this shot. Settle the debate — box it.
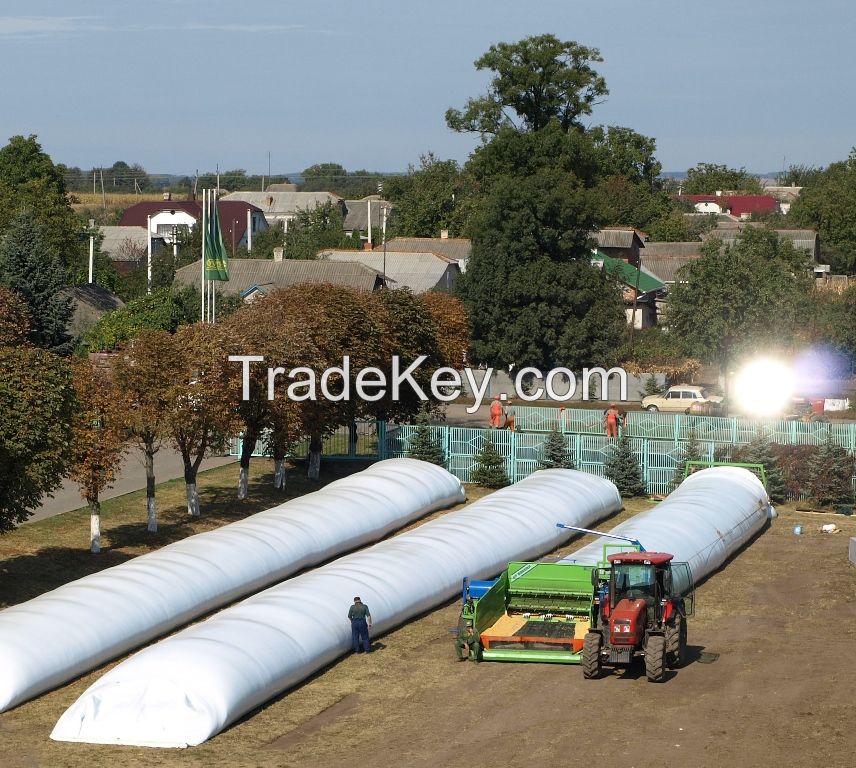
[343,197,391,231]
[220,191,342,216]
[59,284,125,336]
[173,258,383,295]
[591,228,645,249]
[700,226,819,257]
[378,237,472,262]
[643,255,701,284]
[319,250,460,293]
[99,226,150,260]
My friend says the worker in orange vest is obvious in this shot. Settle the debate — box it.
[489,395,503,429]
[604,402,622,438]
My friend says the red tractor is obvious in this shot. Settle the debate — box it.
[582,551,694,683]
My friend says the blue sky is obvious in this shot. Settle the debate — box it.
[0,0,852,176]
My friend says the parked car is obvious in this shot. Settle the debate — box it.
[641,385,724,414]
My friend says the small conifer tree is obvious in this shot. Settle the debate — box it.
[604,434,646,497]
[407,409,446,467]
[471,436,510,488]
[671,429,703,489]
[806,434,855,507]
[540,428,574,469]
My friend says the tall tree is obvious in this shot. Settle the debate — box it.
[604,434,646,497]
[446,35,607,134]
[69,360,128,552]
[680,163,764,195]
[667,228,811,388]
[384,154,470,238]
[0,285,31,345]
[788,150,856,273]
[112,330,181,532]
[283,201,359,260]
[0,345,74,532]
[164,323,240,516]
[0,211,71,351]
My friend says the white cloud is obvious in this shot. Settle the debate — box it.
[0,16,86,38]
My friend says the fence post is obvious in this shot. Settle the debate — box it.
[674,414,680,442]
[643,437,650,494]
[510,428,518,483]
[444,426,451,468]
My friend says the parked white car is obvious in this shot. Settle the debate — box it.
[641,385,723,414]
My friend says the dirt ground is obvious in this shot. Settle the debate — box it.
[2,502,855,768]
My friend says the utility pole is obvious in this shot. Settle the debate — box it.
[99,169,106,211]
[146,214,152,295]
[381,205,388,287]
[87,218,95,284]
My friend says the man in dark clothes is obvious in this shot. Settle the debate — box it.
[455,618,478,661]
[348,596,372,653]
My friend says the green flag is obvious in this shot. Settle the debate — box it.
[204,194,229,281]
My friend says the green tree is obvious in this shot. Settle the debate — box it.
[284,201,359,260]
[788,150,856,273]
[446,35,607,134]
[539,428,574,469]
[681,163,764,194]
[667,228,811,387]
[0,135,84,272]
[0,211,71,351]
[671,429,703,489]
[0,346,75,532]
[471,436,510,488]
[604,434,646,497]
[779,163,824,188]
[384,154,470,238]
[805,435,855,507]
[299,163,386,198]
[407,409,446,466]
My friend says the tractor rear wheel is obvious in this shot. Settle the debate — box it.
[582,632,602,679]
[645,635,666,682]
[665,616,687,668]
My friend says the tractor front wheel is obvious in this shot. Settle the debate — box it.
[665,616,687,669]
[645,635,666,682]
[582,632,603,679]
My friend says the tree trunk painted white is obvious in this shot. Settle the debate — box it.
[146,497,157,533]
[273,460,287,490]
[237,468,249,500]
[186,483,200,517]
[90,512,101,554]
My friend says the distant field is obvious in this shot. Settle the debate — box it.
[70,192,169,207]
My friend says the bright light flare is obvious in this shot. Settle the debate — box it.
[733,359,794,417]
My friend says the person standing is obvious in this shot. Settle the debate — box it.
[489,394,503,429]
[604,402,622,438]
[503,399,517,431]
[348,596,372,653]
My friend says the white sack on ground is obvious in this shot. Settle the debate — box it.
[0,459,464,712]
[560,466,772,588]
[51,470,621,747]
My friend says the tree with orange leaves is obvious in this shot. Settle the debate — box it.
[68,360,128,553]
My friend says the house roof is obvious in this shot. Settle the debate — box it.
[99,226,150,261]
[680,195,779,218]
[220,191,342,216]
[642,255,700,284]
[377,237,472,262]
[641,242,705,259]
[342,197,391,231]
[591,228,646,250]
[700,226,819,257]
[592,251,664,294]
[118,200,263,250]
[59,284,125,336]
[173,258,384,295]
[319,250,460,293]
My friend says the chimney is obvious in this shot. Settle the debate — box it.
[715,190,722,197]
[273,247,284,262]
[440,229,449,239]
[363,242,373,251]
[163,192,172,201]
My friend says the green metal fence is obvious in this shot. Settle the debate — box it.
[231,405,856,495]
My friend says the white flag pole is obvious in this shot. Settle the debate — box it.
[212,189,217,324]
[201,189,206,323]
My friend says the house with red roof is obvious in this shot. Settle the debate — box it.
[680,194,780,219]
[118,195,268,254]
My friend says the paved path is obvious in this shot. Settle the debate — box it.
[27,448,238,523]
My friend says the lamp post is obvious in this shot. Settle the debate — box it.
[146,214,152,295]
[381,205,388,288]
[87,218,95,284]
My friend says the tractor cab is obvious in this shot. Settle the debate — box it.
[583,551,695,683]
